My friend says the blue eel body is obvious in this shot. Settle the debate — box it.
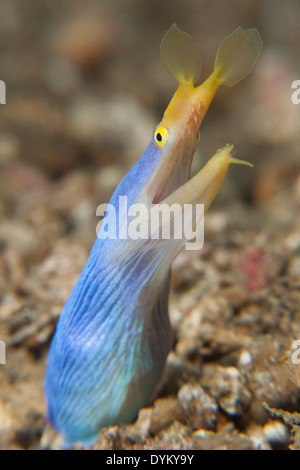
[45,141,175,445]
[44,25,262,446]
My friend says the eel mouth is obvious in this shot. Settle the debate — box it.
[150,141,196,206]
[151,180,170,205]
[151,157,193,205]
[151,173,184,206]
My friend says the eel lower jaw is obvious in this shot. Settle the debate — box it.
[158,145,253,211]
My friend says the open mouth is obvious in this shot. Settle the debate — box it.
[151,148,193,206]
[152,183,170,205]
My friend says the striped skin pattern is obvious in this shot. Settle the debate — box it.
[45,142,176,445]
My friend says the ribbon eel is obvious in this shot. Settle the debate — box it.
[43,25,262,447]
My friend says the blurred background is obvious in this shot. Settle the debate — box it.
[0,0,300,450]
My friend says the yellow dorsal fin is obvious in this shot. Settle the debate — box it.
[160,24,202,85]
[214,27,263,87]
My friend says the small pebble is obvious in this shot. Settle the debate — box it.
[263,421,290,445]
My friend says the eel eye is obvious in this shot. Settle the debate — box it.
[154,126,169,147]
